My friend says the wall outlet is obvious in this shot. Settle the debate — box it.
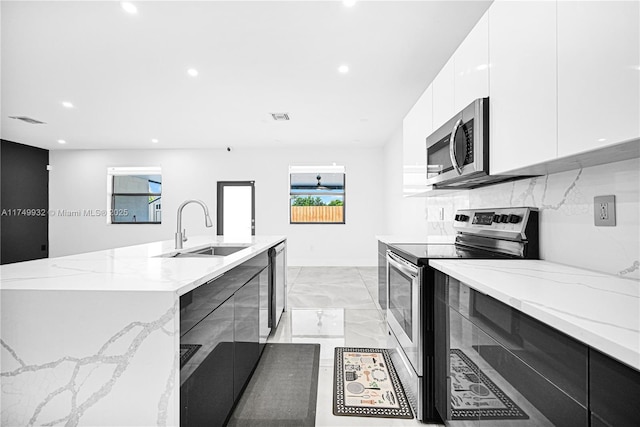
[594,195,616,226]
[438,207,445,221]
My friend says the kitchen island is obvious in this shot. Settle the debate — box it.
[0,235,285,427]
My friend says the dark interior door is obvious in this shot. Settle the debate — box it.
[1,140,49,264]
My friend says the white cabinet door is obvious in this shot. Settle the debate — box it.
[432,56,455,131]
[489,0,557,174]
[557,1,640,157]
[403,85,433,195]
[454,11,489,112]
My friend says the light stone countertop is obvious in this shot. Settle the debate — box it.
[0,235,286,296]
[429,259,640,371]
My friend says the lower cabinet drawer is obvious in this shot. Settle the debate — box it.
[447,307,588,426]
[233,272,261,400]
[180,297,234,427]
[449,280,589,406]
[590,348,640,426]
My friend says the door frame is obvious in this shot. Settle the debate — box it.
[216,181,255,236]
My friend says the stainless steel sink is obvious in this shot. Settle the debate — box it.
[159,245,250,258]
[187,245,248,256]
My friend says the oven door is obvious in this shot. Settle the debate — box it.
[387,250,422,376]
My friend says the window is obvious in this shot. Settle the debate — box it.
[289,165,345,224]
[107,167,162,224]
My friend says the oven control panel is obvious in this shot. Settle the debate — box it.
[453,207,537,237]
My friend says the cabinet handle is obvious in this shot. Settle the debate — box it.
[449,118,464,175]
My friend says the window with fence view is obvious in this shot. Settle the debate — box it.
[289,166,345,224]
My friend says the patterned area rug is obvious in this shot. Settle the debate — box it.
[451,348,529,420]
[333,347,413,419]
[179,344,201,368]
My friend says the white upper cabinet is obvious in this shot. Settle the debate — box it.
[557,1,640,157]
[489,0,557,175]
[402,85,433,195]
[432,56,455,131]
[454,12,489,112]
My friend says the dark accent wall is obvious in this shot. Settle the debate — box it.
[1,140,49,264]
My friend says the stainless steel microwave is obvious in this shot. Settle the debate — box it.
[426,98,491,189]
[426,97,534,189]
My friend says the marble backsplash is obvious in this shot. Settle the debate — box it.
[425,157,639,279]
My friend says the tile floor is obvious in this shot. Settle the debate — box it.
[268,267,441,427]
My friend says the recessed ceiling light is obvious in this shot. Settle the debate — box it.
[62,101,74,108]
[187,68,199,77]
[57,139,67,144]
[597,138,607,142]
[338,65,349,74]
[151,139,159,143]
[121,2,137,14]
[343,0,357,7]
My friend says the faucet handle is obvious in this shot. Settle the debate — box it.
[182,229,188,242]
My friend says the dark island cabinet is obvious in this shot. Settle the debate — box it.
[233,269,262,400]
[180,251,269,427]
[180,296,234,426]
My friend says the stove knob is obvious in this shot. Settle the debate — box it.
[493,214,501,223]
[500,214,509,223]
[508,214,521,224]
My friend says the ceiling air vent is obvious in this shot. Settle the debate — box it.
[271,112,290,121]
[9,116,46,125]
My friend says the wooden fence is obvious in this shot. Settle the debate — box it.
[291,206,344,223]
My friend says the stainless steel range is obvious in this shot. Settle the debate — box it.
[385,207,539,422]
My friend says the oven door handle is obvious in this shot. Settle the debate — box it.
[386,251,419,278]
[449,118,464,175]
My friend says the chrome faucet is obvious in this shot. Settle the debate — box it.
[175,199,213,249]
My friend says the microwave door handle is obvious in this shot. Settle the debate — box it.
[449,118,464,175]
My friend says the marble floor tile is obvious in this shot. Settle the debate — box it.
[287,266,302,284]
[268,266,431,426]
[287,283,379,310]
[356,266,378,283]
[294,266,366,286]
[290,308,345,337]
[344,309,389,349]
[357,267,380,302]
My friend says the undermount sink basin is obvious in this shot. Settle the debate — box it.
[187,245,248,256]
[159,245,250,258]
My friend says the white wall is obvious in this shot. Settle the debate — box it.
[49,146,385,266]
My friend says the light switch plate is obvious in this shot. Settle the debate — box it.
[594,195,616,226]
